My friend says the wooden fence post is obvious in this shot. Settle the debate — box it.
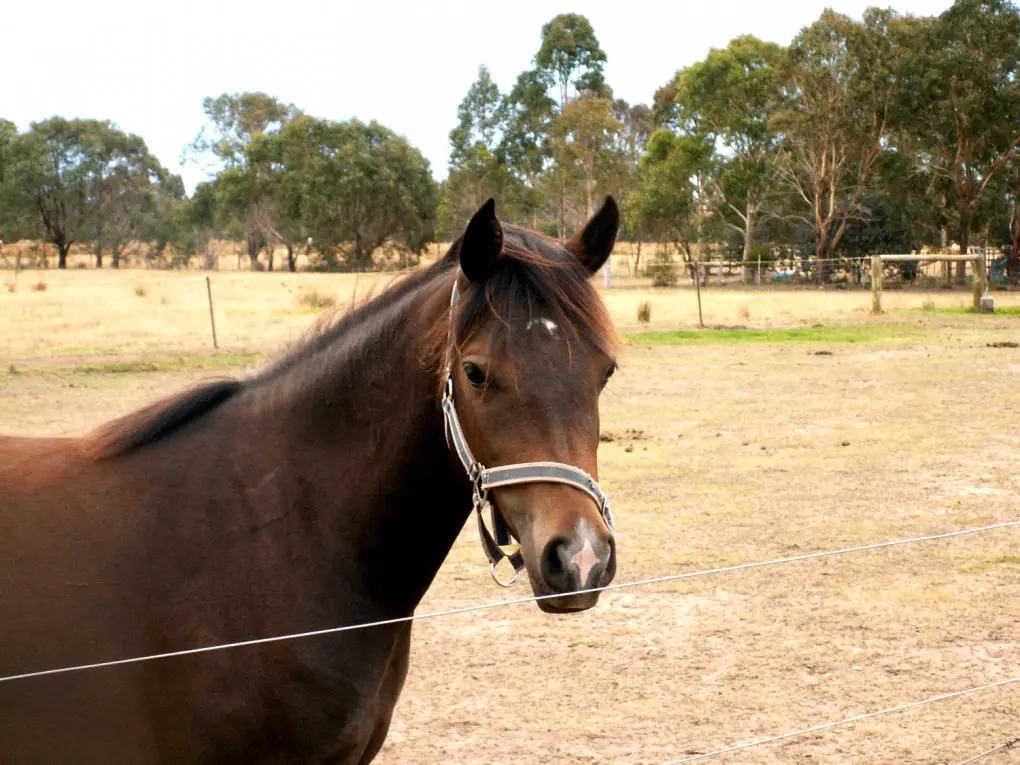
[694,258,704,328]
[972,255,986,311]
[206,276,219,350]
[871,254,883,314]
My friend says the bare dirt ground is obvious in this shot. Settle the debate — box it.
[2,277,1019,764]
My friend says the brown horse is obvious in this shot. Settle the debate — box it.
[0,197,621,764]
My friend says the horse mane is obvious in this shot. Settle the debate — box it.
[80,226,616,461]
[246,265,438,386]
[80,378,244,460]
[79,267,438,462]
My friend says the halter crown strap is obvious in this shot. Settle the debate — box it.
[441,278,614,587]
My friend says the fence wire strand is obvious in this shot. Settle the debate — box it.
[0,518,1016,685]
[661,675,1020,763]
[954,736,1020,765]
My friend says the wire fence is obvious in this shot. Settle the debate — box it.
[5,252,1004,364]
[1,251,992,282]
[3,517,1017,676]
[954,736,1020,765]
[661,675,1020,764]
[3,517,1017,760]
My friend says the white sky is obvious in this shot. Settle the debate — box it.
[3,0,953,194]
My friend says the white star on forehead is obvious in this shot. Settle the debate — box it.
[525,317,558,336]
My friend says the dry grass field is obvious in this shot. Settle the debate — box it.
[2,264,1019,764]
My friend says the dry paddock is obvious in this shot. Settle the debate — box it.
[1,269,1019,764]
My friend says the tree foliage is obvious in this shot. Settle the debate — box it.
[658,35,784,279]
[535,13,608,108]
[627,130,715,257]
[498,69,556,224]
[773,8,916,281]
[442,67,511,236]
[4,118,167,268]
[550,93,624,220]
[278,117,438,271]
[900,0,1020,280]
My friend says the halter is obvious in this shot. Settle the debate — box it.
[441,278,615,588]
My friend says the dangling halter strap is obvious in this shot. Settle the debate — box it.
[440,278,614,587]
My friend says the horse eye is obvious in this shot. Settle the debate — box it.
[601,364,616,390]
[463,362,488,388]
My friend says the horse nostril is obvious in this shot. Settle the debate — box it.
[541,536,575,592]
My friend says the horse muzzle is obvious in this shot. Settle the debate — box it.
[533,522,616,612]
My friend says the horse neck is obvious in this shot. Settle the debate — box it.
[243,267,472,615]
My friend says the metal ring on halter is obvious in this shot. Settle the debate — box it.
[489,558,522,588]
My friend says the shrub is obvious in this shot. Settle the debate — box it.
[297,288,338,310]
[637,301,651,323]
[646,251,679,287]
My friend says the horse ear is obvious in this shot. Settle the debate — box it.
[565,195,619,275]
[459,198,504,283]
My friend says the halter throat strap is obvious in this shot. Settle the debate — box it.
[440,278,615,587]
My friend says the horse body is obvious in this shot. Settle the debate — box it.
[0,198,621,763]
[1,274,464,763]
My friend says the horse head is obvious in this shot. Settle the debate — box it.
[442,197,620,613]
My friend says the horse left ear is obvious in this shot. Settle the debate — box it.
[459,198,504,283]
[565,195,619,275]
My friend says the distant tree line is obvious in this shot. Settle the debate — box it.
[446,1,1020,284]
[0,100,438,273]
[2,0,1018,282]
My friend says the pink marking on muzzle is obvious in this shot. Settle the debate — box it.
[570,539,600,586]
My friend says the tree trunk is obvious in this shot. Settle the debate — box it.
[112,245,122,269]
[247,233,261,271]
[1009,168,1020,282]
[557,192,566,244]
[57,242,70,269]
[815,227,830,285]
[586,173,595,219]
[813,173,830,285]
[940,224,951,283]
[287,243,297,273]
[956,206,971,285]
[267,248,275,272]
[742,203,756,284]
[94,243,103,268]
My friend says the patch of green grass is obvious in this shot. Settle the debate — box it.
[909,305,1020,316]
[45,345,116,356]
[72,353,262,375]
[958,555,1020,574]
[627,322,924,346]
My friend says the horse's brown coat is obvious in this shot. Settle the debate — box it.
[0,198,619,764]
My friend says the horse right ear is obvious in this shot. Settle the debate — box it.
[459,198,504,283]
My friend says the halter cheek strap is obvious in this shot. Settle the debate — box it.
[441,279,615,588]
